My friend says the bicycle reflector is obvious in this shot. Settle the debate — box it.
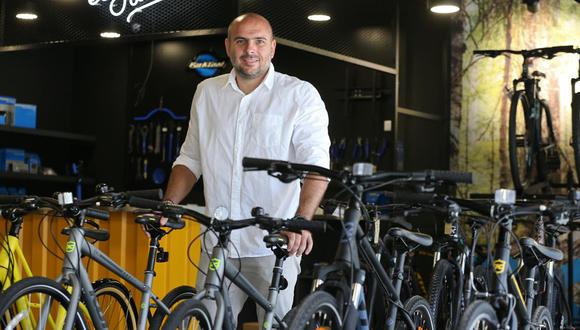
[352,162,374,176]
[494,189,516,205]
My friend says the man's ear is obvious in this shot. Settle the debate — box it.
[271,39,277,59]
[224,38,230,57]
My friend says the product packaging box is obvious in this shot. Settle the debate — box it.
[26,153,41,174]
[0,148,27,173]
[0,96,16,126]
[14,103,36,129]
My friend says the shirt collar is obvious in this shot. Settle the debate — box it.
[224,63,275,92]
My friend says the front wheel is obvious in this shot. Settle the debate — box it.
[161,299,212,330]
[92,278,138,329]
[0,276,88,330]
[150,285,196,330]
[284,291,343,330]
[457,300,499,330]
[396,295,435,330]
[532,306,553,330]
[428,259,458,330]
[509,90,536,192]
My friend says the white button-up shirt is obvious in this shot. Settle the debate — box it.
[173,64,330,257]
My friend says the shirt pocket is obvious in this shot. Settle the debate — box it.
[250,113,283,147]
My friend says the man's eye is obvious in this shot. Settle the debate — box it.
[236,39,245,44]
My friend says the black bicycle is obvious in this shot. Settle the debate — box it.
[475,45,576,194]
[243,157,473,330]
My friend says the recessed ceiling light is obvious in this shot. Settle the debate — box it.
[100,31,121,39]
[16,13,38,20]
[308,14,331,22]
[430,5,460,13]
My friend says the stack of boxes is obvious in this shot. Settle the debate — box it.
[0,95,37,128]
[0,95,40,195]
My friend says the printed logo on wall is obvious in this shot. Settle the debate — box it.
[188,52,227,78]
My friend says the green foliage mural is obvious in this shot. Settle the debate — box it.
[450,0,580,196]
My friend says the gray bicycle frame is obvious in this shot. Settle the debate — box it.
[43,226,171,330]
[194,243,284,330]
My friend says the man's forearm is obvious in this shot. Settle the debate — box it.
[164,165,198,204]
[296,174,329,220]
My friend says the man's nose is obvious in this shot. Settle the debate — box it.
[245,40,257,54]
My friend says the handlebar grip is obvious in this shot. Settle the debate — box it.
[125,189,163,200]
[127,196,164,210]
[391,192,436,204]
[0,195,26,205]
[243,157,285,170]
[286,219,327,233]
[428,170,473,184]
[514,204,546,215]
[86,208,110,220]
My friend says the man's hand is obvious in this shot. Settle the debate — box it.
[283,230,313,257]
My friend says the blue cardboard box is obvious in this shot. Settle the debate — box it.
[0,96,16,126]
[0,148,27,173]
[14,103,36,129]
[26,152,41,174]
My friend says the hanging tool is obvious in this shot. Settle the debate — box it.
[161,126,168,162]
[128,124,135,154]
[148,122,155,154]
[154,122,161,154]
[143,158,148,180]
[174,125,183,159]
[140,125,149,155]
[352,137,363,161]
[167,125,174,162]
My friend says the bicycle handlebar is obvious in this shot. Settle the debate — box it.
[474,45,576,59]
[242,157,473,184]
[127,196,327,234]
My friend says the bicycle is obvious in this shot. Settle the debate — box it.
[0,188,196,330]
[569,48,580,186]
[120,196,327,330]
[456,189,564,330]
[243,157,473,329]
[474,45,576,194]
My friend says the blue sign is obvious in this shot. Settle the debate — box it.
[189,52,226,78]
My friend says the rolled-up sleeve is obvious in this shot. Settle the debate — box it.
[291,82,331,169]
[173,87,203,178]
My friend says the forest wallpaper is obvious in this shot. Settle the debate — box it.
[450,0,580,196]
[449,0,580,316]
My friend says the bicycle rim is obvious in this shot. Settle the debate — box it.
[92,279,138,330]
[0,277,87,330]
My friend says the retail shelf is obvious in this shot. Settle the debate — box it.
[0,172,95,185]
[0,126,96,144]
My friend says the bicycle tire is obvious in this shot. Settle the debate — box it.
[161,299,212,330]
[91,278,138,330]
[532,306,554,330]
[549,266,571,329]
[572,92,580,181]
[395,295,435,330]
[0,276,88,330]
[284,291,343,330]
[457,300,499,330]
[428,259,458,330]
[509,90,535,192]
[149,285,196,330]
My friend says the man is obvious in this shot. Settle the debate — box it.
[164,12,330,325]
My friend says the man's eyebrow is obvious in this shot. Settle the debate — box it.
[233,36,269,41]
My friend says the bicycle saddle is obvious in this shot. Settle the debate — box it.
[387,227,433,248]
[61,227,110,241]
[520,237,563,262]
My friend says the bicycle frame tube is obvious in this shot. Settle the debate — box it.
[59,227,167,330]
[197,243,283,330]
[0,235,33,289]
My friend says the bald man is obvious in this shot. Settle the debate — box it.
[164,13,330,325]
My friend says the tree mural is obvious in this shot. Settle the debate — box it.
[450,0,580,196]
